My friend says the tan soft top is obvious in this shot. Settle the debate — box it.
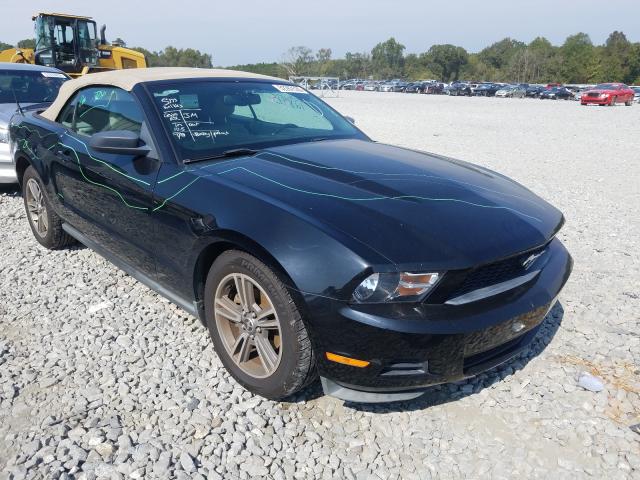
[41,67,283,121]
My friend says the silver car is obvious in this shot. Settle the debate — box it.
[0,63,68,183]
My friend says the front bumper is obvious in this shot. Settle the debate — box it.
[306,238,572,401]
[581,96,610,105]
[0,142,17,184]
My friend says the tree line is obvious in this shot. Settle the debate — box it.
[2,31,638,84]
[0,38,214,70]
[229,32,640,85]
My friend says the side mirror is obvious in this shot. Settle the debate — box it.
[344,116,356,125]
[89,130,150,156]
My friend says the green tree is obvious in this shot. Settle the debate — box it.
[17,38,36,49]
[280,46,314,76]
[403,53,434,80]
[601,31,633,82]
[0,41,13,51]
[371,38,405,78]
[343,52,371,78]
[316,48,332,75]
[559,33,593,83]
[478,38,526,72]
[131,46,212,68]
[225,62,287,78]
[423,44,468,81]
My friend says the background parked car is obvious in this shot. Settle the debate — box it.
[495,85,526,98]
[424,82,445,94]
[447,82,472,96]
[379,82,394,92]
[403,82,425,93]
[580,83,635,106]
[525,85,545,98]
[391,81,408,92]
[633,86,640,103]
[539,87,574,100]
[363,82,378,91]
[474,83,502,97]
[571,88,587,101]
[0,63,68,184]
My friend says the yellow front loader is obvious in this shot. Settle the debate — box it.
[0,13,146,77]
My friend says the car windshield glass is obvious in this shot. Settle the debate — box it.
[148,81,364,161]
[0,69,67,104]
[595,84,615,90]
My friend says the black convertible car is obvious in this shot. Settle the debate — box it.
[11,68,572,403]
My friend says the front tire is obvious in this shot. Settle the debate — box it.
[22,166,75,250]
[204,250,316,400]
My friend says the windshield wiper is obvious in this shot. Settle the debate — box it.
[183,148,260,164]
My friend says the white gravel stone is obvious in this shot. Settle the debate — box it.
[0,94,638,479]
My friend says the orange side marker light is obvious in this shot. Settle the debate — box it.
[325,352,370,368]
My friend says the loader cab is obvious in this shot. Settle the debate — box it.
[33,13,99,75]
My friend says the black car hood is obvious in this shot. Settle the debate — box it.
[208,139,563,269]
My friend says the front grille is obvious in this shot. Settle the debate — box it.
[426,244,548,304]
[587,92,601,97]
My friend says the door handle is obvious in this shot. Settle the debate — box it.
[55,148,73,161]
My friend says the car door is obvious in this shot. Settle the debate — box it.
[51,86,160,277]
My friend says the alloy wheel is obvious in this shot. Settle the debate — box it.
[25,178,48,237]
[214,273,282,378]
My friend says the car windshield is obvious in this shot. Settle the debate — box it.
[0,69,67,104]
[594,84,616,90]
[148,81,364,161]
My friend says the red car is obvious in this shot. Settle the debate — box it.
[581,83,635,106]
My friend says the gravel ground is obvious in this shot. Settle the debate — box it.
[1,92,639,479]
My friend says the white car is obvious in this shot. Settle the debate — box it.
[495,86,526,98]
[0,63,68,183]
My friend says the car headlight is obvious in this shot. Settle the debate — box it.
[600,93,609,98]
[0,127,8,144]
[351,272,441,303]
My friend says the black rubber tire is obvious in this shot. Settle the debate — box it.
[22,166,75,250]
[204,250,317,400]
[625,99,633,106]
[610,96,617,106]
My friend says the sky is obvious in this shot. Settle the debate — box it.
[4,0,640,66]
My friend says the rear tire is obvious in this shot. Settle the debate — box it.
[625,98,633,106]
[204,250,316,400]
[22,166,75,250]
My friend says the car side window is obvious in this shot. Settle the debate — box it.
[58,96,77,129]
[57,87,144,137]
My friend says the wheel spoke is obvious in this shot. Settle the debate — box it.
[215,272,283,378]
[254,333,278,373]
[256,316,279,330]
[215,297,242,323]
[39,212,48,233]
[232,332,253,363]
[233,274,251,311]
[40,209,49,232]
[28,181,39,202]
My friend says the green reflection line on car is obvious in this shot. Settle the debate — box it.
[215,166,544,223]
[17,129,542,221]
[258,151,542,207]
[14,125,151,186]
[58,142,150,211]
